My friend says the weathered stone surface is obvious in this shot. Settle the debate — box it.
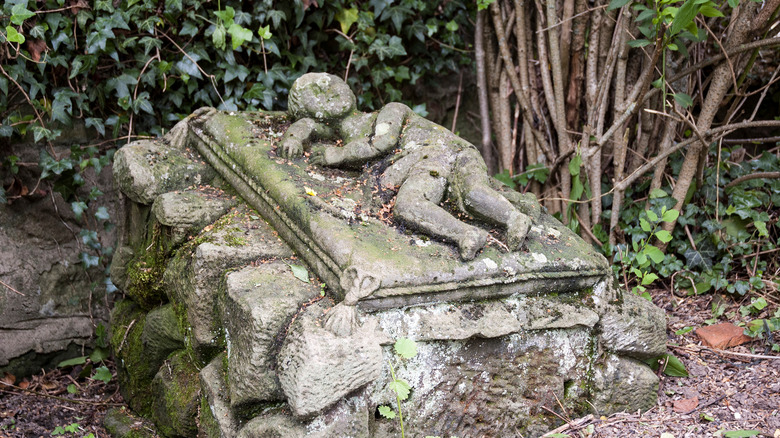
[367,330,592,437]
[598,292,667,359]
[103,407,158,438]
[235,396,370,438]
[0,191,113,375]
[151,188,236,247]
[140,304,184,375]
[113,139,214,205]
[189,109,609,309]
[164,206,294,361]
[110,300,156,416]
[199,355,238,438]
[222,262,322,407]
[277,302,384,418]
[151,351,200,438]
[237,412,306,438]
[591,354,659,414]
[373,294,599,342]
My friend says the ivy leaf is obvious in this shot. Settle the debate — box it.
[335,7,359,34]
[258,25,272,40]
[11,4,36,26]
[753,220,768,237]
[640,218,652,232]
[95,206,110,221]
[213,22,226,51]
[378,405,396,419]
[388,379,411,400]
[683,247,715,270]
[214,6,235,24]
[85,118,106,137]
[6,26,25,44]
[228,23,253,50]
[288,263,310,283]
[394,337,418,359]
[71,201,87,220]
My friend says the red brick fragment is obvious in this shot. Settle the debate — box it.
[695,322,753,349]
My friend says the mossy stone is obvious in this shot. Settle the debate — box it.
[109,299,155,416]
[151,350,201,438]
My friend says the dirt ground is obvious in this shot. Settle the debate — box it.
[0,289,778,438]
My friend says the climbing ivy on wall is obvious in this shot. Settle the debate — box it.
[0,0,473,152]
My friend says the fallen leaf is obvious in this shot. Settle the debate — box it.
[18,379,29,389]
[695,323,752,349]
[26,39,47,62]
[1,372,15,385]
[673,396,699,413]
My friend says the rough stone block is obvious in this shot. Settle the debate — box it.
[103,407,158,438]
[277,302,384,419]
[151,351,201,438]
[366,328,593,437]
[223,262,322,407]
[151,188,237,247]
[163,206,294,361]
[591,353,659,414]
[598,292,667,359]
[140,304,184,375]
[199,355,238,438]
[113,139,214,205]
[109,300,155,416]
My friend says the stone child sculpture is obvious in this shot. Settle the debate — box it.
[280,73,531,260]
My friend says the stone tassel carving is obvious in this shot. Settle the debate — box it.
[323,266,379,336]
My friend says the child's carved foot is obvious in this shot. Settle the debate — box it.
[507,212,531,250]
[458,228,489,261]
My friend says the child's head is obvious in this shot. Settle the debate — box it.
[288,73,356,121]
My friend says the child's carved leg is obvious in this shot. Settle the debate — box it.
[394,172,488,260]
[454,150,531,250]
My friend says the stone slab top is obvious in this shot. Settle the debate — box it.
[187,109,609,310]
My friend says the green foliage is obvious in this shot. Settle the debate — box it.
[0,0,473,148]
[644,353,689,377]
[611,145,778,299]
[51,423,80,436]
[92,365,112,384]
[613,201,679,298]
[379,337,419,438]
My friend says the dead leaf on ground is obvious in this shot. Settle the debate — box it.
[17,379,29,390]
[26,39,48,62]
[673,396,699,413]
[1,372,15,385]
